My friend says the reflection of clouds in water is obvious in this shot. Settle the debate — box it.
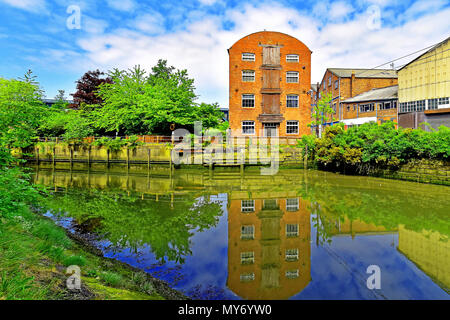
[295,234,449,300]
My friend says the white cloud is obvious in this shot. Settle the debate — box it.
[0,0,47,13]
[106,0,135,12]
[329,1,354,20]
[83,16,109,34]
[198,0,218,5]
[55,2,450,107]
[131,12,165,34]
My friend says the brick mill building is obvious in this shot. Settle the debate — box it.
[315,68,398,128]
[228,31,312,138]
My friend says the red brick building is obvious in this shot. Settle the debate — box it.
[228,31,312,138]
[316,68,398,126]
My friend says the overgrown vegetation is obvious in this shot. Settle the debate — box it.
[299,121,450,174]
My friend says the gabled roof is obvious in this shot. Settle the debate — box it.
[311,83,319,91]
[327,68,398,79]
[397,36,450,72]
[342,85,398,103]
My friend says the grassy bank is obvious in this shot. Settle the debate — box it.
[0,200,186,300]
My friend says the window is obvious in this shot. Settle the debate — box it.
[439,97,449,105]
[334,80,338,89]
[353,104,356,111]
[360,103,374,113]
[328,76,331,86]
[242,94,255,108]
[242,121,255,134]
[242,53,255,61]
[263,199,278,210]
[382,101,392,110]
[242,70,255,82]
[241,200,255,213]
[241,252,254,265]
[241,225,255,240]
[240,273,255,282]
[346,105,350,112]
[285,249,299,262]
[286,95,299,108]
[286,121,299,134]
[286,54,299,62]
[332,103,337,113]
[428,99,438,110]
[286,71,299,83]
[285,270,299,279]
[286,198,299,211]
[286,224,299,237]
[417,100,426,111]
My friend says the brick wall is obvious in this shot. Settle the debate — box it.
[229,31,311,137]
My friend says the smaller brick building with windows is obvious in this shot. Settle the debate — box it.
[228,31,312,137]
[341,85,398,128]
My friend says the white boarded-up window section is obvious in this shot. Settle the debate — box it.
[241,200,255,212]
[286,54,299,62]
[241,251,255,264]
[262,47,280,65]
[286,224,299,237]
[285,248,299,261]
[286,71,299,83]
[286,198,299,211]
[242,70,255,82]
[240,273,255,282]
[286,270,299,279]
[241,225,255,240]
[242,53,255,61]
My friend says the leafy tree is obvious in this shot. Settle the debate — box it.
[93,62,223,135]
[309,92,334,137]
[70,70,112,109]
[0,77,46,150]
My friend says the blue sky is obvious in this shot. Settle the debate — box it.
[0,0,449,106]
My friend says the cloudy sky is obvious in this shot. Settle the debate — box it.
[0,0,449,106]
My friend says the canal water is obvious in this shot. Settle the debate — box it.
[31,167,449,300]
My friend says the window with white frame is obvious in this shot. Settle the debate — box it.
[285,248,299,261]
[285,270,299,279]
[328,76,332,86]
[242,53,255,61]
[286,121,299,134]
[286,54,299,62]
[242,70,255,82]
[286,224,299,237]
[242,94,255,108]
[241,225,255,240]
[286,198,299,211]
[240,273,255,282]
[360,103,374,113]
[286,71,299,83]
[286,95,299,108]
[417,100,426,111]
[428,99,438,110]
[241,200,255,213]
[240,251,254,264]
[439,97,449,105]
[334,80,338,89]
[242,121,255,134]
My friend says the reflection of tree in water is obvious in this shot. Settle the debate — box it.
[43,189,223,264]
[148,262,185,287]
[186,284,234,300]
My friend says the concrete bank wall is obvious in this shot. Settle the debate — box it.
[374,159,450,186]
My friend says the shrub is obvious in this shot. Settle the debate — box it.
[63,255,87,267]
[99,271,122,287]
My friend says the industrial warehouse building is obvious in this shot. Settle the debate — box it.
[397,36,450,130]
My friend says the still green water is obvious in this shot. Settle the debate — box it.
[31,167,450,300]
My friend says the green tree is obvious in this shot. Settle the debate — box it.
[309,92,334,137]
[93,62,223,135]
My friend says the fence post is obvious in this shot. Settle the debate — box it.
[88,146,91,168]
[70,146,73,169]
[52,146,56,168]
[107,149,110,169]
[126,147,130,170]
[304,145,308,169]
[147,148,151,171]
[35,145,39,166]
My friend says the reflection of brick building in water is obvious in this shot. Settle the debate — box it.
[227,192,311,299]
